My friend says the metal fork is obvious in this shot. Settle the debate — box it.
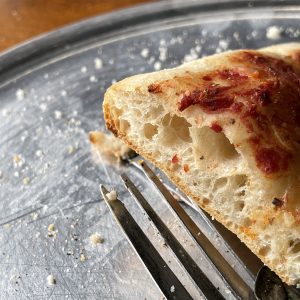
[100,161,299,300]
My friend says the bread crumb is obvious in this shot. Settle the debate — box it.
[219,39,229,50]
[16,89,24,100]
[89,75,97,82]
[35,150,43,158]
[89,232,103,245]
[40,103,47,112]
[68,146,75,155]
[106,190,117,201]
[81,66,87,73]
[32,212,39,220]
[2,109,10,116]
[3,224,11,229]
[183,51,198,62]
[154,61,161,71]
[266,26,282,40]
[159,46,167,62]
[141,48,149,58]
[54,110,62,119]
[94,58,103,69]
[47,224,57,237]
[61,90,67,97]
[89,131,136,164]
[13,154,24,168]
[47,274,56,285]
[22,177,30,185]
[80,254,86,261]
[48,224,55,232]
[170,285,175,293]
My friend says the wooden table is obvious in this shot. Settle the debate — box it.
[0,0,154,52]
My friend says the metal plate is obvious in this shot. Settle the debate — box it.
[1,1,300,299]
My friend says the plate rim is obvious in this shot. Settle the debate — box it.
[0,0,299,84]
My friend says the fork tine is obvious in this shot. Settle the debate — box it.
[100,184,193,300]
[121,173,225,300]
[138,160,255,300]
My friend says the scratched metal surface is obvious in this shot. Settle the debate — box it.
[1,1,300,299]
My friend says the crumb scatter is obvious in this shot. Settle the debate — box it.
[141,48,149,58]
[154,61,161,71]
[106,190,117,201]
[47,275,56,286]
[16,89,25,100]
[22,177,30,185]
[89,75,97,82]
[266,26,282,40]
[94,58,103,69]
[81,66,87,73]
[80,254,86,261]
[89,232,103,245]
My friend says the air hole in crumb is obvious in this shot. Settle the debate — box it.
[169,115,192,142]
[259,245,270,256]
[144,123,158,139]
[145,105,163,119]
[190,126,239,164]
[133,108,142,118]
[111,107,123,129]
[162,113,171,126]
[243,217,252,227]
[235,175,248,187]
[159,116,192,146]
[213,177,228,191]
[290,240,300,253]
[120,119,130,132]
[234,200,245,211]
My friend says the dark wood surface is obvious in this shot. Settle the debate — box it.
[0,0,154,52]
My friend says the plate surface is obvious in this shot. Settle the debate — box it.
[1,1,300,299]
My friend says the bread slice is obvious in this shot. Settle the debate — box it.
[103,43,300,285]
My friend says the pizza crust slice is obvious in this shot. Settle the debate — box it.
[103,43,300,285]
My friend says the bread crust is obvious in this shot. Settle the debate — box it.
[103,43,300,285]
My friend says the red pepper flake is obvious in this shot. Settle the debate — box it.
[183,164,189,172]
[255,148,280,174]
[148,83,162,93]
[202,75,212,81]
[210,122,223,133]
[217,69,248,81]
[171,154,179,164]
[179,85,233,112]
[231,102,244,113]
